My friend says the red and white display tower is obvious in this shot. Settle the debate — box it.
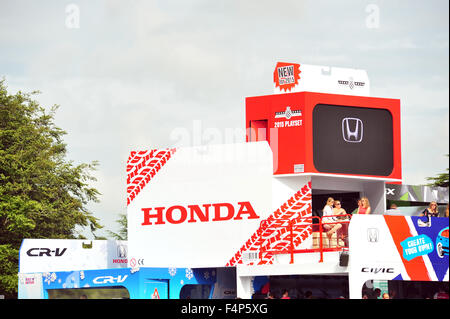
[126,62,403,298]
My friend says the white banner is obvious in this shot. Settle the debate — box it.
[127,142,274,268]
[273,63,370,96]
[348,215,449,299]
[19,239,128,273]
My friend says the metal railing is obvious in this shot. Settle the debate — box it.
[259,214,351,264]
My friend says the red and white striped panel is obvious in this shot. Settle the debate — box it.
[126,149,176,206]
[227,181,312,266]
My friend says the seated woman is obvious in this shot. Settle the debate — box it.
[322,197,342,247]
[333,200,349,247]
[418,201,439,227]
[333,200,347,218]
[356,197,371,215]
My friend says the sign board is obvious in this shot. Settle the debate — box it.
[19,267,219,299]
[348,215,449,299]
[273,62,370,96]
[126,142,274,268]
[19,239,128,273]
[246,92,401,180]
[385,183,449,204]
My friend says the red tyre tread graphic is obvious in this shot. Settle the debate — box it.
[226,181,312,266]
[127,148,176,205]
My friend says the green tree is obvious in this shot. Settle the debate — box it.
[0,80,102,298]
[107,213,127,240]
[426,154,449,187]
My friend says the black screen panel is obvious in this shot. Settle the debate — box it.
[313,104,393,176]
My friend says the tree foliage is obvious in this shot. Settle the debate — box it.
[426,154,449,187]
[0,80,102,298]
[107,213,127,240]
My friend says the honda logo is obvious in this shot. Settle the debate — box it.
[342,118,363,143]
[367,228,379,243]
[117,245,127,258]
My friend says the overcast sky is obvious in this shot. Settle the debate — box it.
[1,0,448,238]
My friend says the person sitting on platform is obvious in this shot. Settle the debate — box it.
[418,201,439,227]
[356,197,371,215]
[322,197,342,247]
[333,200,349,247]
[385,203,402,215]
[281,289,291,299]
[333,200,347,218]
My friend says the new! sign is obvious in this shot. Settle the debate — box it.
[273,62,301,92]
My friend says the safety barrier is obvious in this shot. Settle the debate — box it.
[259,214,351,264]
